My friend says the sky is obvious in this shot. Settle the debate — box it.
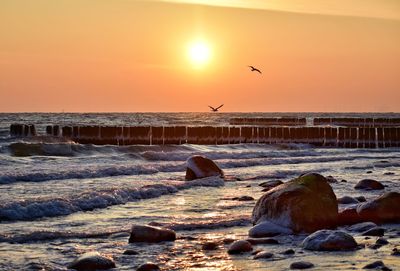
[0,0,399,112]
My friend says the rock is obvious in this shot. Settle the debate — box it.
[366,171,373,174]
[357,192,400,223]
[248,220,292,238]
[246,238,279,245]
[290,261,314,269]
[231,196,254,201]
[252,173,338,233]
[129,225,176,243]
[136,263,160,271]
[384,172,395,175]
[362,260,387,269]
[259,180,283,191]
[67,252,116,271]
[253,251,274,259]
[354,179,384,190]
[392,248,400,256]
[341,179,348,183]
[202,241,218,250]
[326,176,338,183]
[361,227,384,236]
[301,230,358,251]
[227,240,253,254]
[348,222,378,232]
[123,249,139,255]
[375,237,389,245]
[355,196,367,202]
[282,249,295,255]
[337,196,359,204]
[223,238,235,244]
[185,155,223,181]
[338,206,363,226]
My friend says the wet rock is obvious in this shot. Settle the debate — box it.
[326,176,338,183]
[391,248,400,256]
[246,238,279,245]
[129,225,176,243]
[366,171,373,174]
[290,261,314,269]
[361,227,384,236]
[228,240,253,254]
[259,180,283,191]
[348,222,377,232]
[357,192,400,224]
[362,260,387,269]
[223,238,235,244]
[231,196,254,201]
[123,249,139,255]
[136,263,160,271]
[248,220,292,238]
[354,179,384,190]
[202,241,218,250]
[338,206,363,226]
[341,179,348,183]
[185,155,223,181]
[253,251,274,259]
[282,249,295,255]
[375,237,389,245]
[252,173,338,233]
[301,230,358,251]
[355,196,367,202]
[337,196,359,204]
[68,252,116,271]
[384,172,395,175]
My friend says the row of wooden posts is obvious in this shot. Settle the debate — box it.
[230,117,400,127]
[9,124,400,148]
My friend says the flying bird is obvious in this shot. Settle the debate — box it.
[248,65,262,74]
[208,104,224,112]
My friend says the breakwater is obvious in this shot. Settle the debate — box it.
[9,123,400,148]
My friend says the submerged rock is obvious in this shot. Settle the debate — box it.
[290,261,314,269]
[357,192,400,223]
[202,241,219,250]
[337,196,359,204]
[68,252,116,271]
[348,222,377,232]
[228,240,253,254]
[252,173,338,233]
[129,225,176,243]
[361,227,384,236]
[259,180,283,191]
[301,230,358,251]
[123,249,139,255]
[185,155,223,181]
[354,179,384,190]
[136,263,160,271]
[253,251,273,259]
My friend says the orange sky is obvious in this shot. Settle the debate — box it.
[1,0,399,112]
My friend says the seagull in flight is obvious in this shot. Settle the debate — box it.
[248,65,262,74]
[208,104,224,112]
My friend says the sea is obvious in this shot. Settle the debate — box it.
[0,113,399,271]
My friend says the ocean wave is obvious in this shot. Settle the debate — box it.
[1,152,397,185]
[0,177,225,221]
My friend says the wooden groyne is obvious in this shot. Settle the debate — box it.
[230,117,307,126]
[313,117,400,127]
[9,124,400,148]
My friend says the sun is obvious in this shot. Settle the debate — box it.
[187,41,211,68]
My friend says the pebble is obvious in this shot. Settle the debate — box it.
[253,251,274,259]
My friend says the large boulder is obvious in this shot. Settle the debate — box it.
[68,252,116,271]
[185,156,223,181]
[357,192,400,223]
[129,224,176,243]
[301,230,358,251]
[251,173,338,233]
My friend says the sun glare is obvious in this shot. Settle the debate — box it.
[187,41,211,68]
